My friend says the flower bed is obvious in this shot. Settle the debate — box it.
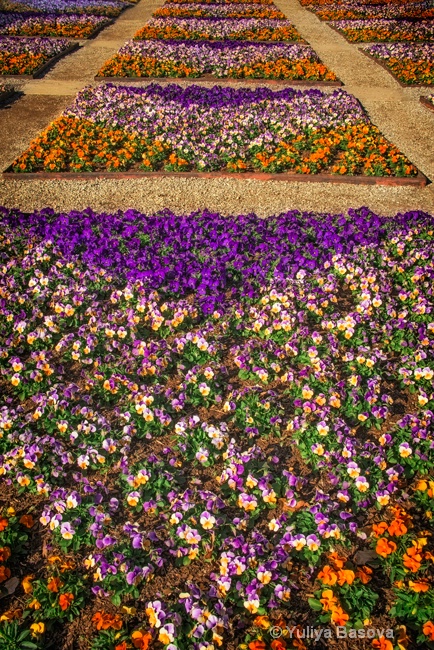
[0,37,76,76]
[7,83,418,177]
[330,19,434,43]
[0,13,112,38]
[165,0,275,3]
[300,0,405,4]
[0,206,434,649]
[363,43,434,85]
[97,40,339,81]
[309,1,434,21]
[153,3,286,18]
[134,17,303,41]
[1,0,127,17]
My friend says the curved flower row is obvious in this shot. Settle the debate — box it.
[152,3,286,18]
[97,40,338,80]
[133,17,303,41]
[0,12,111,38]
[364,43,434,85]
[309,1,434,21]
[10,83,416,175]
[331,19,434,43]
[300,0,405,4]
[164,0,275,3]
[0,207,433,649]
[2,0,127,17]
[0,36,71,75]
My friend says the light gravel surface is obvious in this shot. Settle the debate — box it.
[0,0,433,216]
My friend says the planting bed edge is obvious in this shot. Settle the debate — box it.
[420,95,434,112]
[2,169,429,186]
[95,74,343,86]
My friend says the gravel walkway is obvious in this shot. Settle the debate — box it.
[0,0,433,215]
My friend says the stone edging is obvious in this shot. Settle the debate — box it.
[2,169,429,186]
[95,73,343,86]
[420,95,434,112]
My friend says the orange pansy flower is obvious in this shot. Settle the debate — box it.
[328,552,346,569]
[0,566,11,583]
[403,546,422,572]
[408,579,430,592]
[331,606,349,626]
[58,593,74,611]
[396,625,410,649]
[47,577,63,593]
[271,640,287,650]
[376,538,397,558]
[337,569,355,586]
[391,506,412,527]
[388,519,407,537]
[423,621,434,641]
[317,565,337,585]
[356,566,373,584]
[22,576,34,594]
[293,639,307,650]
[19,514,35,529]
[320,589,338,612]
[372,522,388,537]
[93,612,123,631]
[372,637,393,650]
[249,641,267,650]
[132,630,153,650]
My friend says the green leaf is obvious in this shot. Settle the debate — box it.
[111,593,122,607]
[308,598,323,611]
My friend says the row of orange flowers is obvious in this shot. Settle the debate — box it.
[98,55,338,80]
[11,115,417,177]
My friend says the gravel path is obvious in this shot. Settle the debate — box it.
[0,0,433,216]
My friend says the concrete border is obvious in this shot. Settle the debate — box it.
[95,73,342,85]
[3,168,429,186]
[420,95,434,112]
